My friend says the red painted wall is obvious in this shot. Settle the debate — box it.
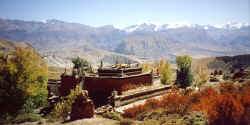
[60,73,152,106]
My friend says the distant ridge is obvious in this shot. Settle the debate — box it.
[193,54,250,72]
[0,37,32,51]
[0,18,249,65]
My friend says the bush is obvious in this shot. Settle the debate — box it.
[160,90,191,115]
[123,88,192,119]
[192,83,249,125]
[211,94,244,125]
[21,97,36,113]
[182,111,208,125]
[123,105,148,119]
[123,82,249,125]
[137,111,163,121]
[102,112,123,121]
[50,85,82,120]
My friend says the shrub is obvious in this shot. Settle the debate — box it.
[210,93,244,125]
[123,82,249,125]
[137,111,163,121]
[50,85,82,120]
[123,105,148,119]
[102,112,123,121]
[192,83,249,125]
[21,97,36,113]
[144,98,161,109]
[240,91,250,125]
[161,90,191,115]
[123,88,192,119]
[182,111,208,125]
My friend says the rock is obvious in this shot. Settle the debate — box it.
[95,105,114,114]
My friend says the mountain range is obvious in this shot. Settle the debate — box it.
[0,18,249,67]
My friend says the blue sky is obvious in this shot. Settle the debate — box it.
[0,0,249,28]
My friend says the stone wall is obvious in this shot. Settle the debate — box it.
[112,85,171,107]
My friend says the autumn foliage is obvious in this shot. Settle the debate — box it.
[123,87,192,119]
[0,48,48,115]
[123,82,250,125]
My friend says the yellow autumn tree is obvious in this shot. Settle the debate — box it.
[159,58,164,72]
[160,60,173,85]
[142,61,151,73]
[193,64,210,87]
[0,47,48,115]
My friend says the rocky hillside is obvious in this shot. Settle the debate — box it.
[193,54,250,72]
[0,37,140,68]
[0,37,32,51]
[0,19,249,65]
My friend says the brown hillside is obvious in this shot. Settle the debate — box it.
[0,37,32,51]
[193,54,250,72]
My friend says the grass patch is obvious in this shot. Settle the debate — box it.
[103,112,123,121]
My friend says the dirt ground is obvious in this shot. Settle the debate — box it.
[11,117,119,125]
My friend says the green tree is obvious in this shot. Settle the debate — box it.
[0,48,48,115]
[175,56,193,88]
[160,60,173,85]
[72,56,89,74]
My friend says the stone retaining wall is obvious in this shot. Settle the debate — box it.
[111,85,171,107]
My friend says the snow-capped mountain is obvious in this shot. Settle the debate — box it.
[122,21,250,32]
[0,18,249,64]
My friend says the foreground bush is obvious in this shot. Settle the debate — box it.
[123,88,192,119]
[194,82,250,125]
[123,82,250,125]
[50,85,82,120]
